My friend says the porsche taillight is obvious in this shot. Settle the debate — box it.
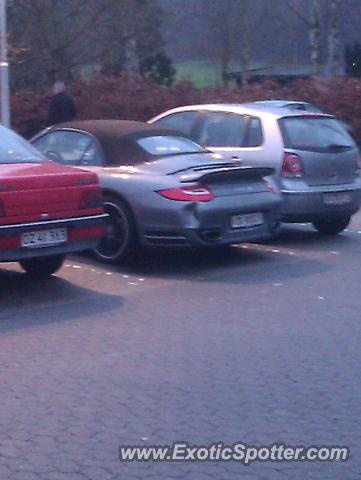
[157,185,213,202]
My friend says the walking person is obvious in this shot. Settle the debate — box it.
[47,81,77,126]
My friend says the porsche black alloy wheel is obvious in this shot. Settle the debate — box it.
[94,196,136,264]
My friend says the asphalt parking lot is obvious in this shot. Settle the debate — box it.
[1,214,361,480]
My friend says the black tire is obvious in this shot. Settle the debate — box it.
[20,254,65,277]
[93,195,136,264]
[312,216,350,235]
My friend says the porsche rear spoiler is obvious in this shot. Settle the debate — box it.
[179,166,274,184]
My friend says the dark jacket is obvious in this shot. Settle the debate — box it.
[47,92,77,126]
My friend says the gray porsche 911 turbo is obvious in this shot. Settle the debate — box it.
[31,120,282,264]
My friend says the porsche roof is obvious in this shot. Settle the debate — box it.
[51,119,181,140]
[46,120,190,165]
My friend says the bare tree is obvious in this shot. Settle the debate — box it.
[162,0,356,85]
[193,0,235,86]
[325,0,341,79]
[287,0,342,77]
[8,0,111,88]
[309,0,322,74]
[8,0,165,89]
[218,9,233,85]
[193,0,252,86]
[239,0,251,86]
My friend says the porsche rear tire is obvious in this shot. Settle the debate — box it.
[93,196,137,264]
[20,254,65,277]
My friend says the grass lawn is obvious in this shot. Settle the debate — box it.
[174,60,317,88]
[174,60,224,88]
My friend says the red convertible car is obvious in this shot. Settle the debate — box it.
[0,125,107,276]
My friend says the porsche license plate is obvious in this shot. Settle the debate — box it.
[231,212,264,229]
[21,228,67,248]
[323,192,351,205]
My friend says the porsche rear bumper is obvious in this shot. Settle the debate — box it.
[135,192,282,247]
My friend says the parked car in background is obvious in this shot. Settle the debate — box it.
[31,120,282,264]
[149,104,361,234]
[0,125,107,276]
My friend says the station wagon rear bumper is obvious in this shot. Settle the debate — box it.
[0,213,108,262]
[280,186,361,222]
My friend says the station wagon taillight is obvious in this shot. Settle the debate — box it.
[281,152,304,177]
[157,185,213,202]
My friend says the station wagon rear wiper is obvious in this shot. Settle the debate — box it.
[326,143,353,150]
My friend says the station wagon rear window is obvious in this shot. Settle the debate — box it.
[137,136,204,156]
[279,116,356,153]
[0,126,45,163]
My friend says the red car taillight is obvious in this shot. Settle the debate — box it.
[157,185,213,202]
[281,152,304,177]
[79,189,103,209]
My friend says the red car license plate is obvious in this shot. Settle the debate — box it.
[21,228,67,248]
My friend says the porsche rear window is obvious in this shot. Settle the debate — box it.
[137,136,204,156]
[0,125,45,163]
[279,116,356,152]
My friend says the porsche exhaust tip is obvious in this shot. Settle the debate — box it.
[270,221,281,233]
[200,229,223,242]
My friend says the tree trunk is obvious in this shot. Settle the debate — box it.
[122,22,138,76]
[123,37,138,75]
[239,0,250,87]
[309,0,322,75]
[325,0,340,80]
[220,12,232,86]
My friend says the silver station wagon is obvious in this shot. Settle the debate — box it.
[150,104,361,234]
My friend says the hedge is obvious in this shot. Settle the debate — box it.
[10,74,361,141]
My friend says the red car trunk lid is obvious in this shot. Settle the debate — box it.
[0,161,101,222]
